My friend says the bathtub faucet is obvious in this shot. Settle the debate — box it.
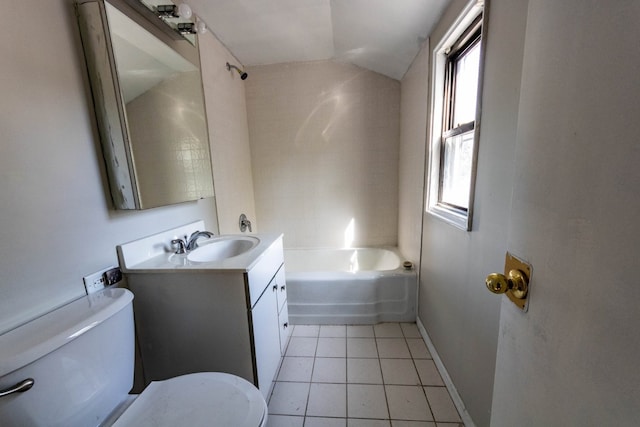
[186,231,215,251]
[239,214,252,232]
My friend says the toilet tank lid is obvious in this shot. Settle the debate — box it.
[0,288,133,378]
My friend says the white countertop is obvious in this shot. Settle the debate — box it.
[119,233,283,274]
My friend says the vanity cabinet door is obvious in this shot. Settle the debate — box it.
[274,266,290,354]
[278,303,291,355]
[251,282,280,400]
[274,266,287,313]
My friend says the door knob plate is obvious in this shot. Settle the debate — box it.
[486,253,531,312]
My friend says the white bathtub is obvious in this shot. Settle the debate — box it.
[284,247,417,324]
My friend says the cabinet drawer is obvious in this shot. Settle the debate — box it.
[278,303,291,355]
[247,237,284,308]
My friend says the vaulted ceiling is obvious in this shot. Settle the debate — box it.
[188,0,451,80]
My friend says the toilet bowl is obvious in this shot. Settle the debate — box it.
[0,288,267,427]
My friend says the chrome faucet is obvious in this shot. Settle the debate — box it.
[186,231,214,251]
[239,214,252,232]
[171,238,188,254]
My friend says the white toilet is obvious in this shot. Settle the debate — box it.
[0,288,267,427]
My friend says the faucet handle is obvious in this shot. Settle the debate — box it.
[239,214,252,232]
[171,238,187,254]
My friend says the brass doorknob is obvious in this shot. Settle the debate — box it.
[485,269,528,299]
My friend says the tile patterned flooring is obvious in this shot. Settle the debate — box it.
[266,323,464,427]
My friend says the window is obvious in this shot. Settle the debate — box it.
[427,2,484,230]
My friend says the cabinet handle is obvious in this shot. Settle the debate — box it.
[272,284,278,291]
[280,285,286,291]
[283,322,288,329]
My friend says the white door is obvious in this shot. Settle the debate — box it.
[490,0,640,425]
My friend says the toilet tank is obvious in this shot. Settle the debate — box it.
[0,288,135,427]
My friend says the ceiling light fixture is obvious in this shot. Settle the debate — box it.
[155,3,192,19]
[195,18,207,35]
[176,19,207,35]
[155,4,175,17]
[155,3,193,19]
[177,22,195,34]
[154,2,207,36]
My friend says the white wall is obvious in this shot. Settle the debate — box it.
[398,39,429,265]
[200,36,257,234]
[0,0,245,334]
[415,0,529,425]
[245,60,400,248]
[491,0,640,425]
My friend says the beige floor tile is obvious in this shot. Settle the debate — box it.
[307,383,347,417]
[380,359,421,385]
[292,325,320,337]
[349,419,391,427]
[400,323,422,338]
[317,337,346,357]
[320,325,347,337]
[374,323,404,338]
[347,338,378,358]
[268,382,310,416]
[269,325,463,427]
[376,338,411,358]
[414,360,444,386]
[347,358,383,384]
[277,357,314,382]
[391,421,437,427]
[286,337,318,357]
[385,385,433,421]
[347,325,375,338]
[406,339,431,359]
[424,387,461,422]
[305,417,347,427]
[347,384,389,419]
[312,357,346,383]
[265,414,304,427]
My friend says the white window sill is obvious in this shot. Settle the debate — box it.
[427,204,470,231]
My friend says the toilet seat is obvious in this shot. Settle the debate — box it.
[112,372,267,427]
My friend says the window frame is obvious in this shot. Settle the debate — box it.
[426,0,487,231]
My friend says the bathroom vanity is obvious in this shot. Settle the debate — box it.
[117,223,290,400]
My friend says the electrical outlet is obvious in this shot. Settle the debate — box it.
[104,267,123,286]
[83,266,120,294]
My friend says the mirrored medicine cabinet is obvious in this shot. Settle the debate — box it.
[76,0,214,209]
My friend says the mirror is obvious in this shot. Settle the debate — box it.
[76,0,214,209]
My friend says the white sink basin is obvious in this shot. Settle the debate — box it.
[187,236,260,263]
[117,221,279,271]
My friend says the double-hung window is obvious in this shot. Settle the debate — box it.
[427,2,484,230]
